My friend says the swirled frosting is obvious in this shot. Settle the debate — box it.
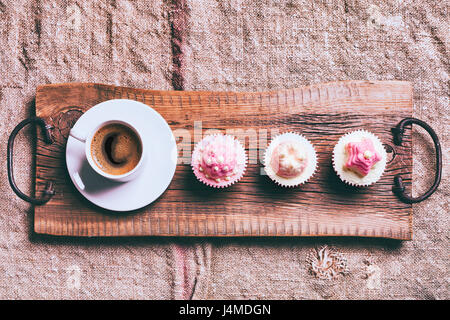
[345,138,382,177]
[270,141,308,179]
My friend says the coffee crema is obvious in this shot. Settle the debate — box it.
[90,123,142,176]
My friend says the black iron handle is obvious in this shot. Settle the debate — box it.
[7,117,55,205]
[391,117,442,204]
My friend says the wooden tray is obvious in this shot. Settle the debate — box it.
[34,81,413,239]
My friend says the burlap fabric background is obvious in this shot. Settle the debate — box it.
[0,0,448,299]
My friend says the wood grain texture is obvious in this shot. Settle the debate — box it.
[34,81,413,239]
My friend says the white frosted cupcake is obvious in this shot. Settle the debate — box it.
[332,130,387,186]
[191,134,247,188]
[264,132,317,187]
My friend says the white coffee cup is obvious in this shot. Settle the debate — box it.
[69,119,146,185]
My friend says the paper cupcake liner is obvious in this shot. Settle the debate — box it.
[191,134,247,188]
[332,130,387,187]
[264,132,317,187]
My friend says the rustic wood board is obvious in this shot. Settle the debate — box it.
[34,81,413,239]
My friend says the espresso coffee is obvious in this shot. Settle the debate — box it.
[90,123,142,176]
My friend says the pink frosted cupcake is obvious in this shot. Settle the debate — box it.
[191,134,247,188]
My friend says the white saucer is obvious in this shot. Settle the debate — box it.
[65,99,177,212]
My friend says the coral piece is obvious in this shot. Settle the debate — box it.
[345,138,382,177]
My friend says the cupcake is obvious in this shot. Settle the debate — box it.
[332,130,387,186]
[191,134,247,188]
[264,132,317,187]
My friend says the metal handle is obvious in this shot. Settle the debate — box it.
[7,117,55,205]
[391,117,442,204]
